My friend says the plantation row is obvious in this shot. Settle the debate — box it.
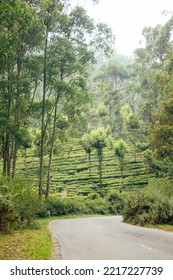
[1,141,150,197]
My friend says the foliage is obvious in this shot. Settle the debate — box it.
[106,190,125,214]
[149,95,173,176]
[114,139,128,158]
[123,179,173,225]
[113,139,128,186]
[45,196,88,215]
[90,127,108,187]
[0,178,43,232]
[0,194,15,233]
[90,127,108,150]
[80,134,92,155]
[37,190,125,217]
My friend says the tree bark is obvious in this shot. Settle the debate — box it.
[98,149,103,188]
[88,152,91,176]
[6,55,12,177]
[45,104,57,199]
[46,89,61,199]
[39,28,48,198]
[120,157,124,187]
[12,54,21,178]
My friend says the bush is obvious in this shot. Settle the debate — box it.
[123,179,173,225]
[84,197,109,214]
[0,194,16,232]
[44,195,113,215]
[12,186,42,226]
[106,190,125,214]
[45,197,65,215]
[0,178,43,232]
[45,196,88,215]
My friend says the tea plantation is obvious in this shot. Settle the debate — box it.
[12,141,149,197]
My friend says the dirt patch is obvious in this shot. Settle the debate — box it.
[48,221,61,260]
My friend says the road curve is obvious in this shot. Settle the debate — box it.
[51,216,173,260]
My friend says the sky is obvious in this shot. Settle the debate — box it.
[72,0,173,56]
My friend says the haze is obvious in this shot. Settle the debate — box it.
[73,0,173,55]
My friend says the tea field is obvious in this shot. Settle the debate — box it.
[7,141,150,197]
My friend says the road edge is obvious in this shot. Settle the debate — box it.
[48,220,62,260]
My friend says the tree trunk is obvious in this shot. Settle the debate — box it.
[12,141,18,178]
[12,55,21,178]
[46,88,61,199]
[39,28,48,199]
[29,80,38,114]
[46,104,58,199]
[88,152,91,176]
[6,56,12,178]
[2,131,6,175]
[133,142,137,162]
[2,73,7,175]
[120,157,124,187]
[98,149,103,188]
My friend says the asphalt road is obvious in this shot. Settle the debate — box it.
[51,216,173,260]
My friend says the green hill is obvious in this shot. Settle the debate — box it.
[9,141,149,197]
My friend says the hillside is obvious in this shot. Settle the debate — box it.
[11,141,149,198]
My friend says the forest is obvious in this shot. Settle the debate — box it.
[0,0,173,234]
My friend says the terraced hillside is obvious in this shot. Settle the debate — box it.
[5,141,149,197]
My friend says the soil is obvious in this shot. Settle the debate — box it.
[48,221,61,260]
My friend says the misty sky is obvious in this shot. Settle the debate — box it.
[72,0,173,55]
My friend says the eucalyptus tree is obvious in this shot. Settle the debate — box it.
[149,94,173,177]
[37,0,64,198]
[0,0,42,178]
[90,127,107,188]
[113,139,128,187]
[133,16,173,127]
[80,133,93,176]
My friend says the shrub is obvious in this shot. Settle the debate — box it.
[45,195,112,215]
[45,197,65,215]
[45,196,88,215]
[84,197,109,214]
[106,190,125,214]
[63,198,88,214]
[123,179,173,225]
[87,192,100,200]
[0,194,16,232]
[0,178,43,231]
[12,185,42,226]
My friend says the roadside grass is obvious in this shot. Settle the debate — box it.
[0,217,55,260]
[145,224,173,232]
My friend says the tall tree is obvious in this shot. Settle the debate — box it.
[0,0,42,178]
[149,94,173,177]
[80,133,93,176]
[90,127,107,188]
[113,139,128,187]
[38,0,63,198]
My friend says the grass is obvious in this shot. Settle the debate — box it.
[0,217,55,260]
[145,224,173,232]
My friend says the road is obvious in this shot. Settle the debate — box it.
[51,216,173,260]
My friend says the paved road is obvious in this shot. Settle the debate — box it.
[51,216,173,260]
